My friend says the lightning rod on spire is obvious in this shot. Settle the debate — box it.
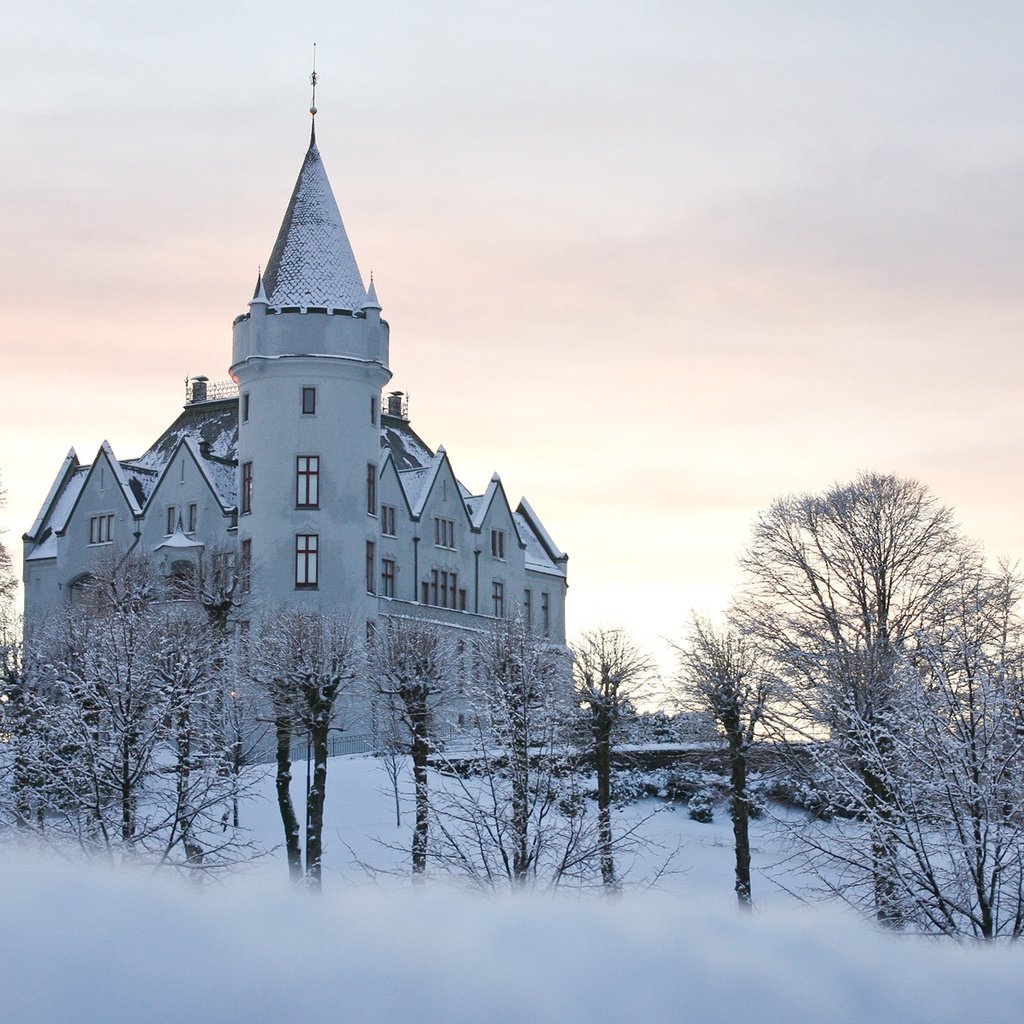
[310,43,318,118]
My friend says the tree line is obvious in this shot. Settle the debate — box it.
[3,470,1024,939]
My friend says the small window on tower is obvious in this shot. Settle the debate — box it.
[301,387,317,415]
[242,393,250,423]
[370,396,377,425]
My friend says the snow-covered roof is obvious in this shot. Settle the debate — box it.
[262,128,366,311]
[513,511,565,577]
[124,400,239,508]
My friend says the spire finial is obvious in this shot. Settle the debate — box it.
[309,43,318,120]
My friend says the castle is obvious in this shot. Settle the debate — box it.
[21,111,568,659]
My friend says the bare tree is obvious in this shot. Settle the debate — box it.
[429,616,600,889]
[254,610,359,889]
[367,617,455,875]
[674,615,771,907]
[735,472,972,925]
[6,557,255,871]
[572,627,653,890]
[0,473,16,612]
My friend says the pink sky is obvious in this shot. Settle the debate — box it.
[2,2,1022,666]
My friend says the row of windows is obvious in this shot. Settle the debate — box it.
[88,514,114,545]
[242,460,510,562]
[240,458,377,517]
[240,387,379,425]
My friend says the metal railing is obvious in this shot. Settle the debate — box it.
[186,377,239,404]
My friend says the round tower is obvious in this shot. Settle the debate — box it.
[230,121,391,620]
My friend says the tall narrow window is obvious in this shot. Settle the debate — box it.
[541,592,550,637]
[296,455,320,508]
[295,534,319,589]
[242,393,250,422]
[491,529,505,560]
[301,387,317,415]
[434,517,455,549]
[366,540,376,594]
[366,463,377,515]
[89,514,114,545]
[524,588,532,626]
[381,504,396,536]
[240,538,252,594]
[370,396,377,425]
[187,503,198,533]
[166,506,178,535]
[492,581,505,618]
[241,461,253,514]
[381,558,396,598]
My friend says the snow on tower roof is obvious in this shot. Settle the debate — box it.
[262,130,366,311]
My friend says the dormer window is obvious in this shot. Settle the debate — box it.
[301,387,317,415]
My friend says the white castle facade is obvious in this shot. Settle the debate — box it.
[21,117,568,660]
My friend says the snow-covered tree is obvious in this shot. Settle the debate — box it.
[0,472,16,614]
[367,617,456,875]
[3,554,255,871]
[735,472,973,925]
[572,627,653,890]
[430,616,597,889]
[674,616,771,907]
[253,610,360,889]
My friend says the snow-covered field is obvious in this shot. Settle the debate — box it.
[3,754,1023,1023]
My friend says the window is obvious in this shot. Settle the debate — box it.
[541,592,550,636]
[381,504,396,536]
[492,580,505,618]
[187,503,198,533]
[296,455,320,508]
[242,393,250,422]
[366,463,377,516]
[491,529,505,560]
[381,558,396,598]
[524,588,532,626]
[301,387,317,415]
[295,534,319,589]
[434,517,455,549]
[165,505,178,535]
[370,396,377,425]
[366,540,376,594]
[179,461,185,484]
[240,538,252,594]
[241,461,253,515]
[88,514,114,545]
[426,569,460,610]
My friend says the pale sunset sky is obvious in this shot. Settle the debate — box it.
[1,2,1022,667]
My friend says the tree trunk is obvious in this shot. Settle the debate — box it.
[594,711,617,890]
[727,729,752,908]
[305,718,329,890]
[274,714,302,881]
[409,702,430,877]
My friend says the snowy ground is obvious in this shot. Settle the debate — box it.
[3,754,1024,1023]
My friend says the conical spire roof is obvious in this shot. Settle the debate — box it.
[262,127,366,310]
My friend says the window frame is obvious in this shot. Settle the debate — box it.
[381,557,396,598]
[295,533,320,589]
[381,504,397,537]
[491,528,505,560]
[295,455,321,509]
[240,461,253,515]
[301,387,317,416]
[434,517,455,550]
[366,540,376,595]
[88,513,115,546]
[366,463,377,516]
[492,580,505,618]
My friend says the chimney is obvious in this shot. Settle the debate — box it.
[189,376,209,404]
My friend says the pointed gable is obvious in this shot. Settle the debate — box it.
[262,129,366,310]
